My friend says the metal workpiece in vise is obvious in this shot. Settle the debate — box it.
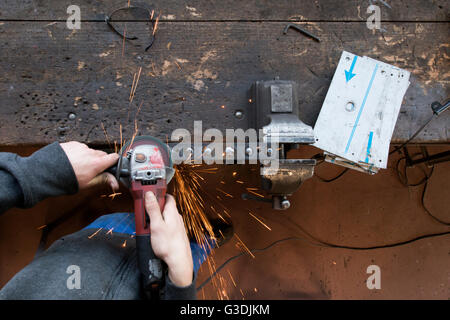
[249,79,316,210]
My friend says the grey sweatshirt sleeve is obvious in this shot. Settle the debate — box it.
[164,272,197,300]
[0,142,79,214]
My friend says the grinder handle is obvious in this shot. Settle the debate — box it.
[133,187,167,300]
[135,234,165,299]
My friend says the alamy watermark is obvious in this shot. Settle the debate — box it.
[66,265,81,289]
[366,265,381,289]
[67,5,81,30]
[366,5,381,30]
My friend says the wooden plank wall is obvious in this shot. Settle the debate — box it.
[0,1,448,146]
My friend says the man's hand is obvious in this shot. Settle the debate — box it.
[145,191,194,287]
[60,141,119,191]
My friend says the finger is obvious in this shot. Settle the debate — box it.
[94,153,120,173]
[94,149,108,157]
[162,194,180,223]
[104,172,119,191]
[163,194,178,214]
[145,191,164,227]
[86,172,118,190]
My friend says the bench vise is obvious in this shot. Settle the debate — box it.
[249,79,316,210]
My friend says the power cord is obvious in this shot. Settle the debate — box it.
[395,152,450,226]
[315,167,349,182]
[197,230,450,291]
[421,172,449,226]
[389,100,449,156]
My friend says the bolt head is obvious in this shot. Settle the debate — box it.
[234,110,243,119]
[281,199,290,209]
[225,147,234,155]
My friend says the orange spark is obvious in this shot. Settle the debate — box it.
[122,25,127,57]
[223,209,231,218]
[119,124,123,151]
[246,188,265,198]
[88,228,103,239]
[129,67,142,104]
[248,211,272,231]
[217,214,227,224]
[152,14,160,36]
[234,233,255,258]
[227,270,237,288]
[216,188,233,198]
[101,122,112,148]
[108,192,122,200]
[129,72,137,101]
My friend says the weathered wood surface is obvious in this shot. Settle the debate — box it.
[0,1,448,146]
[0,0,448,21]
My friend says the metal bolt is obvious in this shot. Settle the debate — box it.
[57,126,69,135]
[68,112,76,120]
[281,199,290,209]
[225,147,234,156]
[234,110,243,119]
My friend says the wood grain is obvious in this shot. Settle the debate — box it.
[0,20,448,145]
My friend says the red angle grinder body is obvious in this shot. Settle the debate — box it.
[113,136,174,299]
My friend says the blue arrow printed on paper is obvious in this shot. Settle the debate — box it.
[345,56,358,83]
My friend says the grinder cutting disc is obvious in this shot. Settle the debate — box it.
[116,135,174,187]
